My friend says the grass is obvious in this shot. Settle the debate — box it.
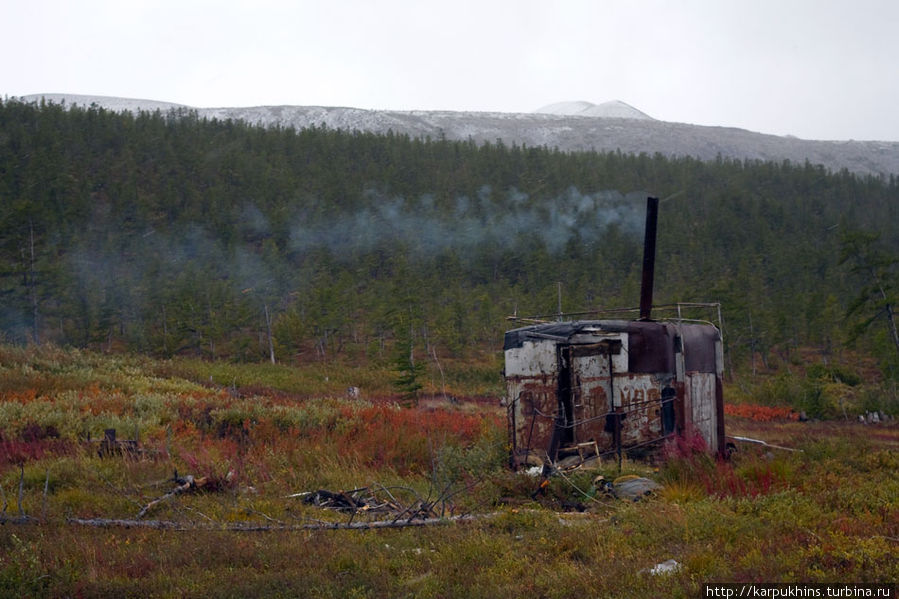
[155,349,504,401]
[0,344,897,598]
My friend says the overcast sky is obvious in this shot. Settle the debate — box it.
[4,0,898,141]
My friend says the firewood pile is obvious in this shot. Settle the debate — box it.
[65,479,486,531]
[300,488,390,512]
[291,486,445,521]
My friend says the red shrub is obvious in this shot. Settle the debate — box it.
[725,404,799,422]
[662,428,709,460]
[705,460,778,497]
[20,423,61,442]
[0,437,75,466]
[661,428,782,498]
[330,405,498,473]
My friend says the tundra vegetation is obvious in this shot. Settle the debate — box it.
[0,344,896,597]
[0,100,897,597]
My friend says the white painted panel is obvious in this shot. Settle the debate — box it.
[687,372,717,451]
[504,340,558,376]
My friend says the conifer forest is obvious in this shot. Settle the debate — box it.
[2,99,897,377]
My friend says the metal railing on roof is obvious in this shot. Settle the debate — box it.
[507,302,723,338]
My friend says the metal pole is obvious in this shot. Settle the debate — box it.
[639,197,659,321]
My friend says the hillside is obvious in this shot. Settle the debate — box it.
[22,93,899,178]
[1,98,897,389]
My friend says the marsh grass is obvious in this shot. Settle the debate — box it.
[0,344,897,597]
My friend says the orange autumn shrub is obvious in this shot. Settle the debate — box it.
[725,403,799,421]
[329,404,501,473]
[1,388,39,404]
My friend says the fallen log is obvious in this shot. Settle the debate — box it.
[69,517,190,530]
[69,513,495,531]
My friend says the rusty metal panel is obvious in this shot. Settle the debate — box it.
[504,319,724,466]
[507,375,558,464]
[679,324,720,373]
[625,322,676,373]
[505,338,562,463]
[616,373,664,447]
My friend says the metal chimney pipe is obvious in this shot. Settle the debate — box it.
[639,196,659,321]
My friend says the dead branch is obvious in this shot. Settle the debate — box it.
[242,508,284,525]
[0,467,38,525]
[69,517,190,530]
[728,436,802,452]
[69,512,495,531]
[372,483,401,506]
[18,464,25,519]
[181,505,217,524]
[41,469,49,522]
[136,473,208,519]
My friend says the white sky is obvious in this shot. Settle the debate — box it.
[4,0,899,141]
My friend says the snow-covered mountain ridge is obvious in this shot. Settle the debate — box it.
[534,100,654,120]
[19,94,899,177]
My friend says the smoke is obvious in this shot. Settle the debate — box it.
[0,306,31,344]
[48,186,648,341]
[289,186,648,256]
[65,222,282,317]
[238,204,271,240]
[61,186,650,303]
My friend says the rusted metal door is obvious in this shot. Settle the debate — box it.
[563,341,619,451]
[505,337,561,466]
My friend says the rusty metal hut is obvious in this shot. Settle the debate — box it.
[503,197,725,469]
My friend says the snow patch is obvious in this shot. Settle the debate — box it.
[20,93,186,113]
[534,100,597,115]
[535,100,654,120]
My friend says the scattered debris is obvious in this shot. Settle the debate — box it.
[648,559,682,576]
[605,475,661,501]
[523,466,543,477]
[296,488,394,514]
[96,428,141,458]
[859,411,892,424]
[530,478,551,500]
[288,486,450,523]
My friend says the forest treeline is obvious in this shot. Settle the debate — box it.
[1,98,897,377]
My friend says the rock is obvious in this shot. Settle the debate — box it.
[612,476,660,501]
